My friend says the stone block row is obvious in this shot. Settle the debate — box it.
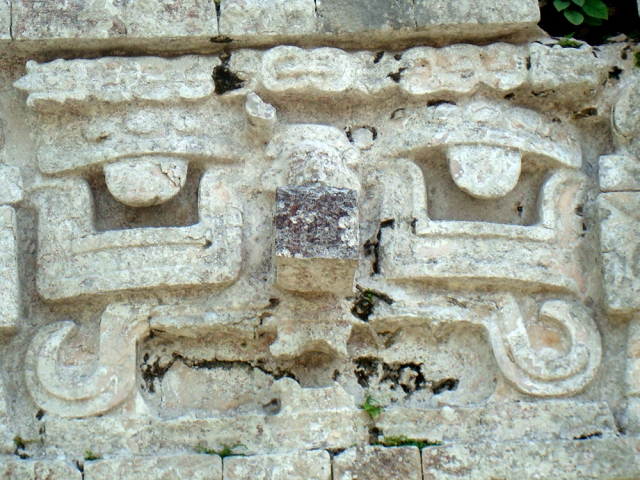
[4,0,541,47]
[4,438,640,479]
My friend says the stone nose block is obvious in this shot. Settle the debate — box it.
[275,185,359,295]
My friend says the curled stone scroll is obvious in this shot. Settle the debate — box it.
[25,303,151,418]
[487,296,601,396]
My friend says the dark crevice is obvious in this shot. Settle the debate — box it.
[609,66,623,79]
[387,67,407,83]
[427,99,456,108]
[390,108,405,119]
[572,107,599,119]
[351,286,394,322]
[213,51,244,94]
[373,51,385,63]
[363,219,394,276]
[431,378,459,395]
[141,353,296,394]
[573,431,603,440]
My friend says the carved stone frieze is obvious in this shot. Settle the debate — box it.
[2,4,640,475]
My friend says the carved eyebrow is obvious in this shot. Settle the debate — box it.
[382,100,582,169]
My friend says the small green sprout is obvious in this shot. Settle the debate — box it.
[13,436,37,450]
[360,393,384,419]
[84,450,102,461]
[557,33,581,48]
[634,51,640,69]
[195,443,246,458]
[376,435,442,449]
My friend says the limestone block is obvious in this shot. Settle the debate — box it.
[599,155,640,192]
[0,206,18,332]
[0,165,23,205]
[333,446,422,480]
[245,93,277,144]
[0,460,82,479]
[415,0,540,28]
[84,455,222,480]
[15,56,219,112]
[220,0,316,37]
[25,303,151,417]
[224,450,331,480]
[399,43,528,96]
[0,0,9,40]
[529,43,605,98]
[316,0,415,34]
[133,380,368,454]
[261,47,355,97]
[275,185,359,295]
[12,0,218,40]
[421,438,640,479]
[612,81,640,139]
[376,401,617,444]
[104,157,189,207]
[597,192,640,314]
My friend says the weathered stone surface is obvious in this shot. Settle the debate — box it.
[447,145,521,199]
[220,0,316,37]
[597,192,640,314]
[0,206,18,331]
[333,446,421,480]
[398,43,527,96]
[0,0,9,41]
[4,20,640,480]
[0,460,82,479]
[0,165,23,205]
[415,0,540,28]
[15,57,219,112]
[529,43,605,98]
[375,401,617,444]
[25,303,150,417]
[32,168,243,300]
[104,157,188,207]
[599,154,640,192]
[84,455,222,480]
[422,438,640,479]
[132,380,368,454]
[317,0,415,34]
[12,0,218,40]
[224,450,330,480]
[275,185,359,295]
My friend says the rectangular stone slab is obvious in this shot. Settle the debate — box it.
[422,438,640,479]
[275,185,358,295]
[12,0,218,40]
[0,206,18,332]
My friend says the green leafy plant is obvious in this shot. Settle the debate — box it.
[84,450,102,461]
[360,393,384,419]
[553,0,609,26]
[557,33,582,48]
[375,435,442,449]
[635,51,640,69]
[195,443,246,458]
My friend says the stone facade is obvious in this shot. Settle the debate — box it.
[0,1,639,479]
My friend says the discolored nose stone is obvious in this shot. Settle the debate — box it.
[275,185,359,295]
